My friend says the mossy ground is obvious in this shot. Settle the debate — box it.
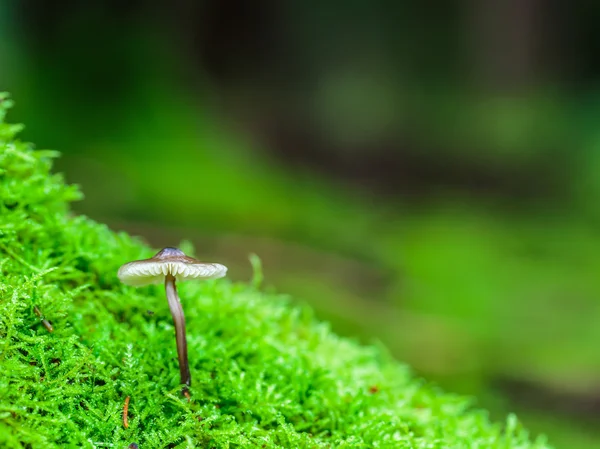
[0,93,551,448]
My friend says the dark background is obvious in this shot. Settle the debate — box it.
[2,2,600,447]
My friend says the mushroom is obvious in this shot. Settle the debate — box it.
[117,247,227,389]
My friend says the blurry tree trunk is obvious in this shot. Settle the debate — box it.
[469,0,543,91]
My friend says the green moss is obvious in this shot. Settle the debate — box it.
[0,93,550,448]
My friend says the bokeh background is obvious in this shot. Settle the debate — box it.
[2,2,600,447]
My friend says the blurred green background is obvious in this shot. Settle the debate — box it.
[2,2,600,447]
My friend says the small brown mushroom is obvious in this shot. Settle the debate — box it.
[118,247,227,388]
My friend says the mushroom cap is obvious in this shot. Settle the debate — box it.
[118,247,227,287]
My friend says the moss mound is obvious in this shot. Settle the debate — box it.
[0,93,550,448]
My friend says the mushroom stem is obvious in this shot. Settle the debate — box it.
[165,274,191,388]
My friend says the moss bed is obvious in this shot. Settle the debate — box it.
[0,94,551,448]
